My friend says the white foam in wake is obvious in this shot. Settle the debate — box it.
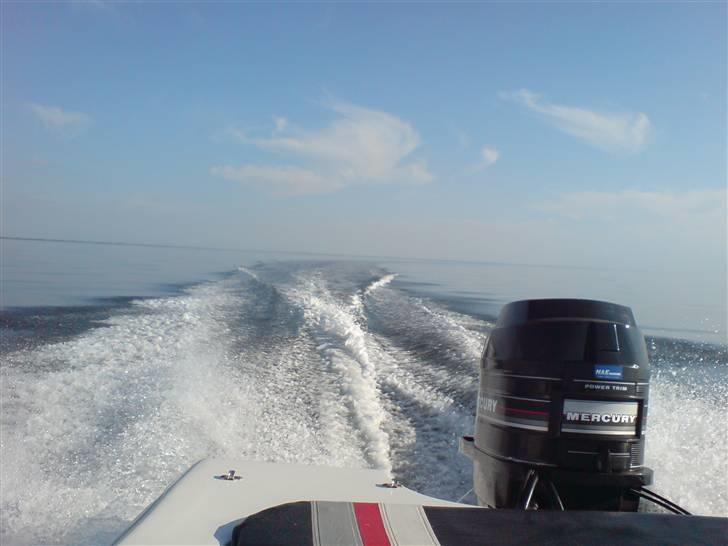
[236,266,259,280]
[285,275,393,475]
[0,275,333,544]
[364,273,398,296]
[1,279,283,542]
[646,372,728,516]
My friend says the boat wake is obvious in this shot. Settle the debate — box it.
[0,261,725,545]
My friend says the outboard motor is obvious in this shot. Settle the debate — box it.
[461,299,653,511]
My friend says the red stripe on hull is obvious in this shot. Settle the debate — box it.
[353,503,391,546]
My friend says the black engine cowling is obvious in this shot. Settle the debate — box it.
[461,298,653,511]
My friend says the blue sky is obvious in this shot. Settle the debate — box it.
[2,1,726,273]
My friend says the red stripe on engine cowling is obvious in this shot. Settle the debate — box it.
[353,503,391,546]
[504,406,548,416]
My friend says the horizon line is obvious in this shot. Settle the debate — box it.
[0,235,629,273]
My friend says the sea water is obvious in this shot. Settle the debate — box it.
[1,238,726,544]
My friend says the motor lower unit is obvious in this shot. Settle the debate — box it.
[461,298,653,511]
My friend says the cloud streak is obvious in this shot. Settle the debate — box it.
[502,89,650,153]
[210,165,333,194]
[212,101,433,194]
[29,103,92,134]
[535,188,725,222]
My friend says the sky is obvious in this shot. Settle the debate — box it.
[2,1,726,277]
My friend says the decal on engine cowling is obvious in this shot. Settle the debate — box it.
[478,391,550,432]
[561,399,639,436]
[594,364,623,380]
[578,381,633,394]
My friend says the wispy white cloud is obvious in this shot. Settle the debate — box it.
[501,89,651,153]
[531,187,726,272]
[535,188,725,222]
[211,101,433,194]
[465,145,500,174]
[210,165,335,194]
[29,103,92,134]
[481,146,500,166]
[273,116,288,132]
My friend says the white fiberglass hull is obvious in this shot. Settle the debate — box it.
[114,458,466,546]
